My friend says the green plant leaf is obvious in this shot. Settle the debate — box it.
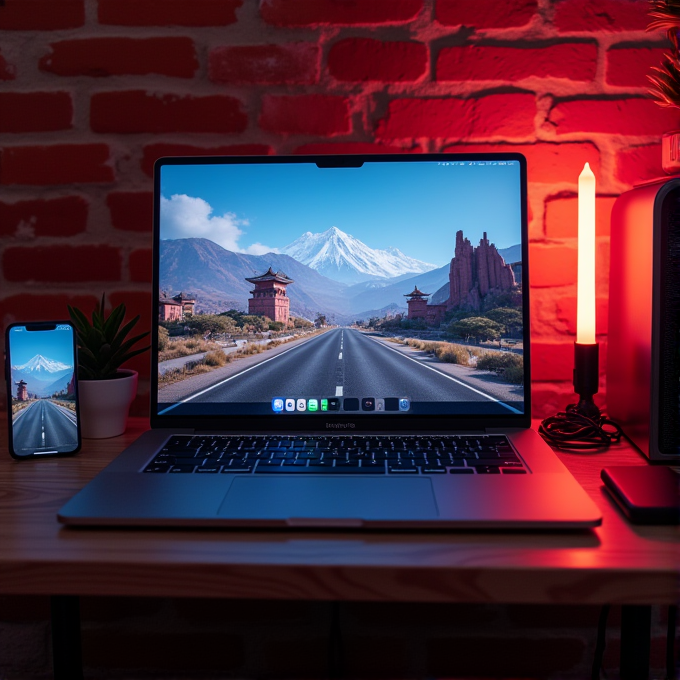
[108,315,141,354]
[67,305,91,335]
[103,304,125,342]
[109,331,150,360]
[68,293,150,378]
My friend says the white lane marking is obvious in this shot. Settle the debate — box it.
[41,404,45,444]
[338,352,342,360]
[158,331,332,414]
[368,336,522,415]
[335,386,343,397]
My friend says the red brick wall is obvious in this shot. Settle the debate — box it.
[0,0,673,419]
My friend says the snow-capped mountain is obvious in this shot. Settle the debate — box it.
[11,355,73,398]
[280,226,436,285]
[14,354,71,375]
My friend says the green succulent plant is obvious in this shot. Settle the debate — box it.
[648,0,680,107]
[68,294,150,381]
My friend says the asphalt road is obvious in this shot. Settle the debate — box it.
[182,328,516,413]
[11,399,78,454]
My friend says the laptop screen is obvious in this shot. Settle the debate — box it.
[152,154,529,431]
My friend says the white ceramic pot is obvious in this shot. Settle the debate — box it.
[78,369,138,439]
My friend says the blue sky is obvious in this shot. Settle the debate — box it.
[159,160,522,267]
[8,325,75,368]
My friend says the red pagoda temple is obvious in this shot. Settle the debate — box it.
[245,267,294,324]
[15,380,27,401]
[404,286,430,320]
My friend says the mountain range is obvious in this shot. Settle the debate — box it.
[160,234,520,322]
[160,238,352,320]
[11,354,73,398]
[280,226,436,285]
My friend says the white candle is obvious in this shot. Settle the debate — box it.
[577,162,596,345]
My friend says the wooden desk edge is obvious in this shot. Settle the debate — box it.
[0,418,677,604]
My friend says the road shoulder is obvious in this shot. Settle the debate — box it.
[365,334,524,405]
[158,329,333,404]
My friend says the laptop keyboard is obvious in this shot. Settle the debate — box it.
[143,435,527,475]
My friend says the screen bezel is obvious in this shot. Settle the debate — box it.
[151,153,530,432]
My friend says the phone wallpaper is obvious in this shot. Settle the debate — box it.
[8,325,79,456]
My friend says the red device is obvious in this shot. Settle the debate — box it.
[601,465,680,525]
[607,177,680,462]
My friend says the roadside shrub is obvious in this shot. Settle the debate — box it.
[476,352,523,372]
[421,341,440,353]
[203,350,229,367]
[502,365,524,385]
[159,336,220,361]
[237,342,264,356]
[447,316,504,342]
[157,325,169,351]
[434,344,469,364]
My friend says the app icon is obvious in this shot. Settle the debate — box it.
[296,398,307,412]
[321,399,328,411]
[343,398,360,411]
[375,398,385,412]
[361,397,375,411]
[399,398,410,411]
[272,398,284,412]
[308,399,318,412]
[285,398,295,412]
[384,398,399,412]
[328,398,340,411]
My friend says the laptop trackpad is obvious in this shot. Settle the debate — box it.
[217,477,438,522]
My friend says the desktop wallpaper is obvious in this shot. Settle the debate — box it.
[156,160,525,416]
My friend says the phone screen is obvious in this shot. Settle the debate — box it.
[6,322,80,458]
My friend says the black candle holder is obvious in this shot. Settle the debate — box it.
[571,341,601,420]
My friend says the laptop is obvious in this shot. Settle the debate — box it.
[57,153,602,529]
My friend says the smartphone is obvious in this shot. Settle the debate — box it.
[5,322,81,459]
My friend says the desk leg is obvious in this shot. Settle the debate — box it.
[328,602,344,679]
[620,605,651,680]
[50,595,83,680]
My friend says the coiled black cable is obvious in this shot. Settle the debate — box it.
[539,406,624,451]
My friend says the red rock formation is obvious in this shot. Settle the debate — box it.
[448,230,475,309]
[446,230,515,311]
[476,231,515,297]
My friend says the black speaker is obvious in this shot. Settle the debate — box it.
[607,177,680,461]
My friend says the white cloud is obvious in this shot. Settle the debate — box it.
[160,194,277,255]
[243,242,275,256]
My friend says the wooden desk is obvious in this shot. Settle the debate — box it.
[0,419,677,678]
[0,418,676,605]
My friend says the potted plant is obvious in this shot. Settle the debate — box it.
[68,294,150,439]
[648,0,680,172]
